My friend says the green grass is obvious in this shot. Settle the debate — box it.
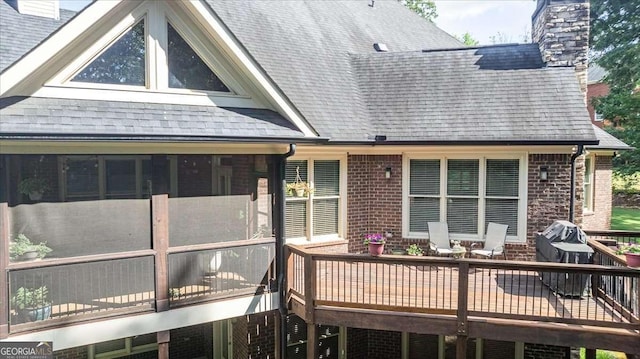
[579,348,621,359]
[611,207,640,231]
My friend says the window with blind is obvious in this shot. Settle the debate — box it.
[407,156,523,241]
[285,159,341,241]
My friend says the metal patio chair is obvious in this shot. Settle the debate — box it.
[427,222,454,256]
[470,222,509,260]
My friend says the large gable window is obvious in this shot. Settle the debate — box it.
[285,159,343,242]
[405,155,525,241]
[168,23,230,92]
[72,20,146,86]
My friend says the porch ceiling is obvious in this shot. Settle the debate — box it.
[0,96,306,141]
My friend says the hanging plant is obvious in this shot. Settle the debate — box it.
[286,166,313,197]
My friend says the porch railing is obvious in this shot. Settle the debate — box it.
[286,245,640,331]
[585,230,640,246]
[1,194,275,337]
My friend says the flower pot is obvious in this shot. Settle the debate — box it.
[28,191,43,201]
[295,188,305,197]
[18,305,52,322]
[368,243,385,256]
[625,253,640,268]
[16,250,38,261]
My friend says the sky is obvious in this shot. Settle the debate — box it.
[60,0,538,46]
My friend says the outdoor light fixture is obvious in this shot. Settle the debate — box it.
[540,166,549,181]
[385,167,392,179]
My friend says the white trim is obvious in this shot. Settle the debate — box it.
[31,86,262,108]
[0,0,131,95]
[0,141,291,155]
[1,292,277,351]
[293,145,576,156]
[185,1,316,137]
[583,154,595,211]
[402,152,528,243]
[285,155,347,243]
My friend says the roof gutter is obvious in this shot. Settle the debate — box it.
[276,144,295,359]
[569,144,584,223]
[0,133,329,144]
[322,139,600,147]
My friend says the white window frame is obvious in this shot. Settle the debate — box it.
[402,153,527,243]
[583,155,594,212]
[88,336,158,359]
[47,1,247,98]
[285,156,347,244]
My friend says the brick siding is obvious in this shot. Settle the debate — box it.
[169,323,212,359]
[53,346,87,359]
[247,312,276,359]
[587,82,609,125]
[524,343,569,359]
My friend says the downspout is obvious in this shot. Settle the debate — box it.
[277,144,295,359]
[569,144,584,223]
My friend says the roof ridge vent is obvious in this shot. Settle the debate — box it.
[373,43,388,52]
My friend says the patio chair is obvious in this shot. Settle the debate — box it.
[427,222,454,256]
[470,222,509,259]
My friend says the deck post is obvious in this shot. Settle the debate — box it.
[157,330,170,359]
[304,253,315,323]
[306,322,318,359]
[152,194,170,312]
[584,349,596,359]
[0,203,9,338]
[456,261,470,359]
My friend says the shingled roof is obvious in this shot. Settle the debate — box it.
[0,97,304,140]
[1,0,598,145]
[352,44,596,143]
[588,125,633,150]
[0,0,76,73]
[206,0,462,142]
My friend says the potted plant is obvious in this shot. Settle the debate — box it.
[286,166,313,197]
[286,181,312,197]
[18,177,50,201]
[10,286,52,322]
[364,233,385,256]
[616,243,640,268]
[406,244,424,256]
[9,234,52,262]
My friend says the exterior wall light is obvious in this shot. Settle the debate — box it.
[385,167,392,179]
[540,166,548,181]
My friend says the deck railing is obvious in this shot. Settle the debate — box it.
[286,245,640,331]
[1,194,275,337]
[585,230,640,246]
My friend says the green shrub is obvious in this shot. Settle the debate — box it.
[612,171,640,194]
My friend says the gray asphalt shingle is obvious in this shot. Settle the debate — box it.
[352,44,596,143]
[0,97,304,139]
[589,125,633,150]
[0,0,76,73]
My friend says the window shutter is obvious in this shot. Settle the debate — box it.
[485,159,519,236]
[409,160,440,232]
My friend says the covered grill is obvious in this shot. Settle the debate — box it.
[536,220,593,297]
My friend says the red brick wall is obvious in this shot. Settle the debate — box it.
[522,154,583,261]
[347,155,403,253]
[233,315,249,358]
[346,328,403,359]
[347,154,582,261]
[53,346,87,359]
[524,343,568,359]
[169,323,212,359]
[246,312,276,359]
[587,82,609,126]
[583,155,613,230]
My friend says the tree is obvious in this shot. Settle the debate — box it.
[455,32,479,46]
[402,0,437,21]
[590,0,640,173]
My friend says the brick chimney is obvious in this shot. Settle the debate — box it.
[532,0,589,101]
[7,0,60,20]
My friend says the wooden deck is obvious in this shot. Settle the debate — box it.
[287,245,640,355]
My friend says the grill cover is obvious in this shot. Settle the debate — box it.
[536,220,593,297]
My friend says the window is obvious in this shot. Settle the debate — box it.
[285,159,343,241]
[583,156,594,211]
[406,155,524,241]
[89,333,157,358]
[72,20,146,86]
[168,23,230,92]
[62,156,152,200]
